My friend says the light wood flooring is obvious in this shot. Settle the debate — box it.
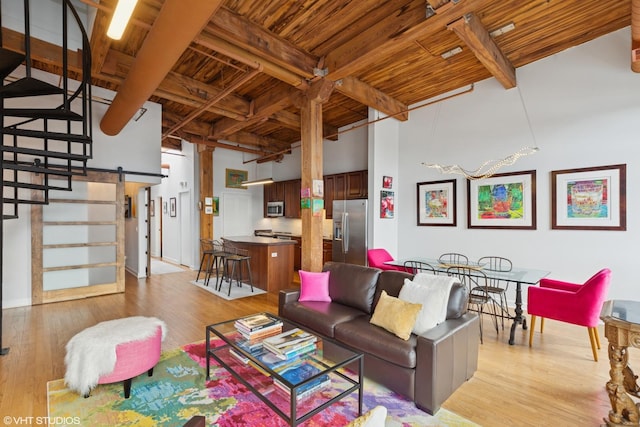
[0,269,631,426]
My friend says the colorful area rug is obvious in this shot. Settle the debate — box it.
[48,341,478,426]
[191,279,266,301]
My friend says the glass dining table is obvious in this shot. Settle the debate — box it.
[384,258,550,345]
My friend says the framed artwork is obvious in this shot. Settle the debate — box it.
[382,176,393,189]
[150,199,155,217]
[467,170,536,229]
[225,168,248,189]
[551,164,626,231]
[212,196,219,216]
[169,197,177,217]
[417,179,456,226]
[380,190,394,219]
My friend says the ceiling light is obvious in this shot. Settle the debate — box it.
[107,0,139,40]
[441,46,463,60]
[490,22,515,38]
[241,178,274,187]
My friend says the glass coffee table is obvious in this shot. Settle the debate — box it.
[206,313,363,426]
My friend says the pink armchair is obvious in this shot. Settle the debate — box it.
[527,268,611,361]
[367,248,406,272]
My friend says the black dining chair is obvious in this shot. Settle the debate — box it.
[446,266,497,344]
[403,260,436,275]
[438,253,469,266]
[218,243,254,296]
[478,256,513,330]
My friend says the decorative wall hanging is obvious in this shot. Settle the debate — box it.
[380,191,394,219]
[551,164,626,231]
[467,170,536,229]
[417,179,456,226]
[225,168,248,189]
[169,197,177,217]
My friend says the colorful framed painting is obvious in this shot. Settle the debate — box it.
[382,176,393,189]
[225,168,248,189]
[417,179,456,226]
[212,196,219,216]
[380,191,394,219]
[467,170,536,230]
[551,164,626,231]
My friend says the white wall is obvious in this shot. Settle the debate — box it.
[368,110,401,256]
[397,28,639,304]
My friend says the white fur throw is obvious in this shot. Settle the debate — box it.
[64,316,167,396]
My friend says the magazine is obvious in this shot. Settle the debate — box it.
[235,313,282,331]
[262,328,317,349]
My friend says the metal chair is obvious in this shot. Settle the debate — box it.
[478,256,513,330]
[219,243,254,296]
[447,266,497,344]
[196,239,215,283]
[206,240,230,288]
[403,260,436,275]
[438,252,469,266]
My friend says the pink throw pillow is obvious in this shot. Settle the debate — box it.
[298,270,331,302]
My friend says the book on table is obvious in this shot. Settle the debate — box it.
[263,340,317,360]
[237,324,283,342]
[235,313,283,332]
[262,328,317,349]
[272,361,331,399]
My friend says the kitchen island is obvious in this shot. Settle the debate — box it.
[221,236,296,294]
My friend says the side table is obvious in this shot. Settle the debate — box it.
[601,300,640,426]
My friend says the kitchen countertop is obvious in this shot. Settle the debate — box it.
[254,232,332,240]
[223,236,296,245]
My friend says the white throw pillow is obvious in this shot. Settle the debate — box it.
[398,274,458,335]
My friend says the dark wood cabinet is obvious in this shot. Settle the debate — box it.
[284,179,301,218]
[324,175,335,219]
[346,170,367,199]
[293,237,332,271]
[263,181,286,216]
[323,240,332,264]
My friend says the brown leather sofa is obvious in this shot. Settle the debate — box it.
[278,261,479,415]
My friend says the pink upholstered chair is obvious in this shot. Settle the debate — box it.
[367,248,406,272]
[527,268,611,361]
[93,325,163,398]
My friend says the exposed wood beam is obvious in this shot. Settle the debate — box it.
[162,68,261,138]
[335,76,408,121]
[85,0,113,75]
[210,83,299,139]
[1,27,83,72]
[209,7,318,78]
[325,0,487,80]
[223,132,291,151]
[100,0,225,135]
[448,12,516,89]
[271,110,339,141]
[201,139,271,156]
[195,29,309,89]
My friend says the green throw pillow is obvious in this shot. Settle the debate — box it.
[370,290,422,340]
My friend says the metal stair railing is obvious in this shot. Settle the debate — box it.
[1,0,93,355]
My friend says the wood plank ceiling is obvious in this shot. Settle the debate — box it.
[3,0,635,162]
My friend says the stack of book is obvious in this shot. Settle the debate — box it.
[234,313,283,342]
[263,328,317,361]
[273,361,331,400]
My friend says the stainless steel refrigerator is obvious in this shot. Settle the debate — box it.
[332,199,368,266]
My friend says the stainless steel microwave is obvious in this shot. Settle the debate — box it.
[267,201,284,217]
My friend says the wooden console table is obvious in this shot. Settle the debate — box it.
[601,300,640,426]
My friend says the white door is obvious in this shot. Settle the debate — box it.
[179,191,192,267]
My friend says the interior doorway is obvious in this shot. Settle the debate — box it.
[179,191,192,267]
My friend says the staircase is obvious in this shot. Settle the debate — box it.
[1,0,93,353]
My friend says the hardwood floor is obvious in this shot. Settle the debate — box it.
[0,269,631,426]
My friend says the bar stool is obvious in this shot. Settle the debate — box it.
[206,240,229,288]
[218,244,254,296]
[196,239,215,283]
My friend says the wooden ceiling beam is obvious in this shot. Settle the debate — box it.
[195,30,309,89]
[208,7,318,78]
[85,0,113,75]
[325,0,487,80]
[223,131,291,151]
[448,12,516,89]
[202,139,271,156]
[335,76,408,121]
[271,110,339,141]
[210,83,299,139]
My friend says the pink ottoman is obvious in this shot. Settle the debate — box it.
[64,316,166,398]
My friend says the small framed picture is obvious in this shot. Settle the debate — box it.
[150,199,155,217]
[382,176,393,189]
[380,190,394,219]
[169,197,177,217]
